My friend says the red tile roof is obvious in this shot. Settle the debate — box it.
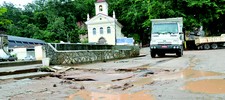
[97,0,105,3]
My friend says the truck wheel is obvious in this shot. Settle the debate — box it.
[176,49,183,57]
[151,52,156,58]
[197,45,203,50]
[203,44,210,50]
[211,43,218,49]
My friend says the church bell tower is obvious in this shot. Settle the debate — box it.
[95,0,108,15]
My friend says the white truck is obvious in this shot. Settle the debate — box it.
[150,17,184,58]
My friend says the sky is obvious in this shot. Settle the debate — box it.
[0,0,33,7]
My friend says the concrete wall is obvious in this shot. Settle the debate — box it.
[35,45,43,60]
[13,48,27,60]
[45,43,140,65]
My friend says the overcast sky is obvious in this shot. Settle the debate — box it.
[0,0,33,7]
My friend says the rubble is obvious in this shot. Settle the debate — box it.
[80,86,85,90]
[53,84,57,87]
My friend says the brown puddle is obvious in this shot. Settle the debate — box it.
[132,77,154,86]
[184,79,225,94]
[67,90,154,100]
[152,68,222,81]
[182,69,222,79]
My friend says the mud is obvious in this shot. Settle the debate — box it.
[2,48,225,99]
[182,68,223,79]
[115,66,149,72]
[151,69,223,83]
[131,77,154,86]
[67,90,155,100]
[184,79,225,94]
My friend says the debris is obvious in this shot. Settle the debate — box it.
[52,66,63,70]
[58,67,73,73]
[114,60,129,63]
[39,66,56,72]
[45,88,48,91]
[145,71,154,75]
[109,85,122,89]
[158,95,162,97]
[64,75,96,81]
[124,83,129,86]
[139,70,154,77]
[115,69,136,72]
[122,83,133,90]
[51,74,63,78]
[80,86,85,90]
[64,77,95,81]
[173,69,176,72]
[60,80,73,85]
[164,69,170,72]
[116,67,148,72]
[53,84,57,87]
[69,85,78,89]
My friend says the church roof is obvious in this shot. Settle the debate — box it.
[96,0,105,3]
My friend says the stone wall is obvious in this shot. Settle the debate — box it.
[44,43,140,65]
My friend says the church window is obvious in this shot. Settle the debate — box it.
[93,28,96,35]
[100,27,103,34]
[107,27,111,34]
[99,5,103,11]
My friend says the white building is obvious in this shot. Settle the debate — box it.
[85,0,124,45]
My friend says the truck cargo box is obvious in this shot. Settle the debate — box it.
[195,34,225,46]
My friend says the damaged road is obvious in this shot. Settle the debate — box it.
[1,48,225,100]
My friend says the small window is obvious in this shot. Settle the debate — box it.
[93,28,96,35]
[107,27,111,34]
[100,27,103,34]
[99,5,103,11]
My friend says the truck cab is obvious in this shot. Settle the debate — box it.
[150,17,184,58]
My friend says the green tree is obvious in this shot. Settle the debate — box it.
[0,7,11,31]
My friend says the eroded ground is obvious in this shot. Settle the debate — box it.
[1,48,225,100]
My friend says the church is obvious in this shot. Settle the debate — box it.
[85,0,124,45]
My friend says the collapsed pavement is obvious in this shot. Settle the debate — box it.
[1,48,225,100]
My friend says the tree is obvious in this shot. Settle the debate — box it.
[0,7,11,31]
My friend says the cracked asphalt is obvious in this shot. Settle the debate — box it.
[1,47,225,100]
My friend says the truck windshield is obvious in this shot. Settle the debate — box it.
[152,23,178,34]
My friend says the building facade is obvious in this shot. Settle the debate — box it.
[85,0,124,45]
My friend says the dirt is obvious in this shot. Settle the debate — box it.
[67,90,155,100]
[184,79,225,94]
[2,48,225,99]
[182,68,223,79]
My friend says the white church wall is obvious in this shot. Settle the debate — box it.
[87,23,116,45]
[87,15,115,24]
[116,24,124,38]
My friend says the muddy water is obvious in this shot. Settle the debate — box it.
[132,77,154,86]
[184,79,225,94]
[182,69,222,79]
[67,90,154,100]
